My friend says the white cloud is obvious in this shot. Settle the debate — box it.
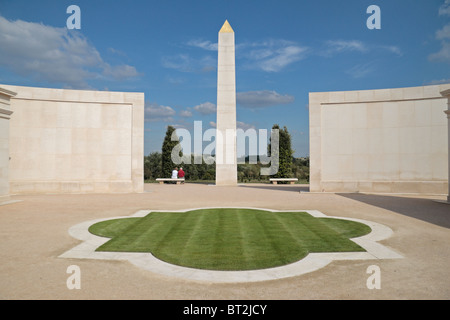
[179,109,193,117]
[379,45,403,56]
[209,121,216,128]
[190,37,401,73]
[237,121,256,130]
[322,40,368,56]
[145,102,176,122]
[427,78,450,85]
[429,3,450,63]
[107,47,127,57]
[161,54,191,72]
[237,90,294,108]
[102,64,139,80]
[162,54,216,73]
[345,62,376,79]
[0,15,139,88]
[436,24,450,40]
[187,39,218,51]
[193,102,216,115]
[429,41,450,63]
[241,40,308,72]
[439,0,450,16]
[259,46,307,72]
[187,38,307,72]
[321,40,402,57]
[429,21,450,63]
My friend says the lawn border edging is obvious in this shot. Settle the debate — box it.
[59,207,403,283]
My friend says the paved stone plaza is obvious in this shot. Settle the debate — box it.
[1,183,449,299]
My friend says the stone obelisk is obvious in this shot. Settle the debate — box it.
[216,20,237,186]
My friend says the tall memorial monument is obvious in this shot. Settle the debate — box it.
[215,20,237,186]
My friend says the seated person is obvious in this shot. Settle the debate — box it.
[178,167,185,179]
[171,167,178,179]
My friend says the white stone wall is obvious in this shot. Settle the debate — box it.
[1,84,144,194]
[0,87,16,198]
[309,84,450,194]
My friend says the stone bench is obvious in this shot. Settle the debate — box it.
[156,178,185,185]
[269,178,298,185]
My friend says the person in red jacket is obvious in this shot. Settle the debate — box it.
[178,167,185,183]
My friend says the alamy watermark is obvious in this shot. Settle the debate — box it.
[367,5,381,30]
[66,265,81,290]
[171,121,279,176]
[66,5,81,30]
[66,4,381,31]
[366,265,381,289]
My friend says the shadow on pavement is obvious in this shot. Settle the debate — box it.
[337,193,450,228]
[239,184,310,193]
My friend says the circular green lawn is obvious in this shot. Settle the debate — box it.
[88,208,371,271]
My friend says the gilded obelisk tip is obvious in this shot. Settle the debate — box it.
[219,20,234,33]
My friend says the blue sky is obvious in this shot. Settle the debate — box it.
[1,0,449,157]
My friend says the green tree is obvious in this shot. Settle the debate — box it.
[144,152,162,180]
[161,126,182,178]
[183,155,198,180]
[292,157,310,183]
[270,124,294,182]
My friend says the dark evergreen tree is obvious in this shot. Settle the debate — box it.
[161,126,182,178]
[270,124,294,182]
[144,151,162,180]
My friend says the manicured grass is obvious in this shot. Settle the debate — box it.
[88,208,371,271]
